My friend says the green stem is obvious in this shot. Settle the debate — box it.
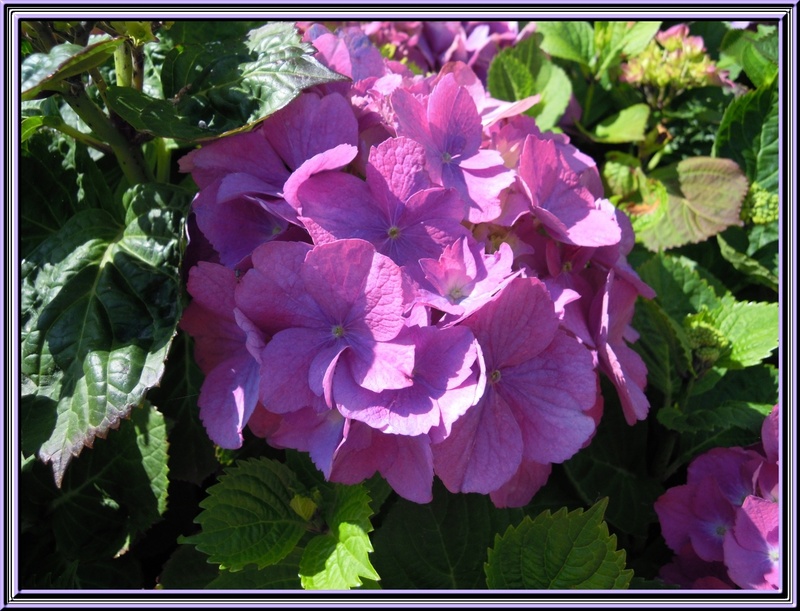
[62,82,152,185]
[114,40,134,88]
[153,137,171,183]
[583,80,596,126]
[53,122,112,155]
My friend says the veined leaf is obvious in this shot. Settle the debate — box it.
[717,228,778,292]
[181,458,308,571]
[21,183,187,486]
[22,39,125,101]
[536,21,596,68]
[714,79,778,194]
[299,484,379,590]
[107,22,346,141]
[484,499,632,589]
[371,480,523,589]
[704,294,778,369]
[583,104,650,143]
[209,549,303,589]
[594,21,661,75]
[631,156,749,251]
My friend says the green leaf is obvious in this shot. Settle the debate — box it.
[630,298,693,397]
[371,479,523,589]
[635,253,724,321]
[714,79,779,194]
[299,484,379,590]
[536,21,596,67]
[47,403,169,559]
[741,26,779,88]
[147,331,219,485]
[585,104,650,143]
[158,544,221,589]
[487,34,572,132]
[594,21,661,75]
[658,399,775,434]
[22,39,125,100]
[485,499,632,589]
[703,294,778,369]
[208,549,303,589]
[563,401,663,537]
[21,183,187,486]
[108,22,346,141]
[717,228,778,292]
[631,156,749,251]
[182,458,308,571]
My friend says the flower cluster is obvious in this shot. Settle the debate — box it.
[178,22,654,507]
[620,23,734,107]
[655,405,780,589]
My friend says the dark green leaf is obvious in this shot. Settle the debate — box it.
[148,331,219,485]
[564,404,663,537]
[371,479,523,589]
[107,22,346,141]
[208,549,303,589]
[484,499,632,589]
[22,39,125,100]
[181,458,308,571]
[717,228,778,292]
[158,544,221,589]
[714,79,779,194]
[21,183,187,486]
[45,403,169,559]
[632,156,749,250]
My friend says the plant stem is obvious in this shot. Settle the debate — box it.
[52,122,112,155]
[114,40,134,88]
[62,82,152,185]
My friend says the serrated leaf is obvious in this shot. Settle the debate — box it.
[107,22,346,141]
[564,403,663,537]
[485,499,632,589]
[182,458,308,571]
[717,228,778,292]
[631,298,693,397]
[21,183,187,486]
[741,27,778,88]
[487,34,572,132]
[299,484,379,590]
[704,294,778,369]
[658,399,775,434]
[22,39,125,100]
[714,79,779,194]
[536,21,596,67]
[147,331,219,485]
[584,104,650,143]
[46,403,169,560]
[158,544,221,589]
[632,156,749,251]
[371,479,523,589]
[635,253,724,321]
[208,548,303,589]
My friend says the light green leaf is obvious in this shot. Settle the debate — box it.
[182,458,309,572]
[595,21,661,75]
[704,294,779,369]
[299,484,379,590]
[714,79,779,194]
[21,183,187,486]
[631,156,749,251]
[108,22,346,141]
[585,104,650,143]
[536,21,596,67]
[22,39,125,100]
[485,499,632,589]
[371,480,523,589]
[741,26,778,88]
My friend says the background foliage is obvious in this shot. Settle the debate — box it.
[18,18,781,591]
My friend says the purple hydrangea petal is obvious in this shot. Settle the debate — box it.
[197,351,261,449]
[489,459,552,508]
[723,496,780,589]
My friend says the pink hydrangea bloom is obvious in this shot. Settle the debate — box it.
[655,405,780,589]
